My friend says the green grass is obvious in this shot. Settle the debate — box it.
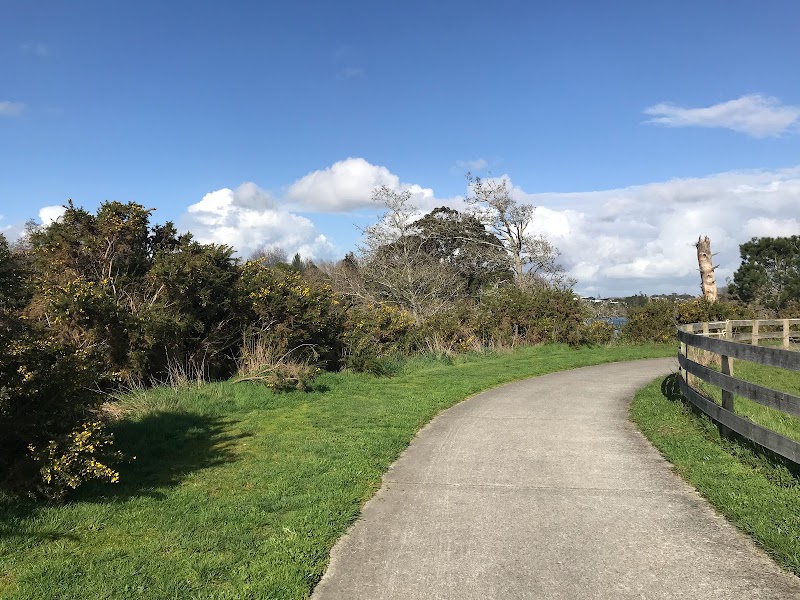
[0,343,671,600]
[630,372,800,576]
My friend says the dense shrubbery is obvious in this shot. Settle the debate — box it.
[341,303,415,373]
[622,297,757,343]
[582,320,615,345]
[621,299,677,344]
[473,287,587,347]
[9,198,781,500]
[237,261,344,368]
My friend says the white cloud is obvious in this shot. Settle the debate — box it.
[743,216,800,238]
[285,158,402,212]
[511,167,800,295]
[0,101,25,117]
[39,205,66,225]
[644,94,800,137]
[454,158,488,172]
[181,183,336,260]
[183,159,800,296]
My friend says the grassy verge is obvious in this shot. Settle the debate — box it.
[1,344,671,599]
[630,373,800,576]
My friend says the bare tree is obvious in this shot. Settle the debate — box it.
[465,174,574,289]
[250,245,287,266]
[359,186,464,322]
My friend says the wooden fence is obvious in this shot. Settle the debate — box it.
[677,319,800,465]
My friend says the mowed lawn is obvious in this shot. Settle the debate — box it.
[1,344,672,600]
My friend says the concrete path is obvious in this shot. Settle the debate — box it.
[312,358,800,599]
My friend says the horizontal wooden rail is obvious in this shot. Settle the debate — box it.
[678,377,800,463]
[677,329,800,371]
[678,319,800,467]
[678,353,800,418]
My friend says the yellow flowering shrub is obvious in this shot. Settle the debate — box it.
[342,303,415,372]
[28,421,122,501]
[237,261,345,367]
[582,320,615,345]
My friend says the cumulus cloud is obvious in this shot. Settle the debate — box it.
[183,158,800,296]
[0,101,25,117]
[285,157,403,212]
[644,94,800,137]
[512,167,800,295]
[39,205,66,225]
[181,183,336,260]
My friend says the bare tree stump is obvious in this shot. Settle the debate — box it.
[695,236,718,302]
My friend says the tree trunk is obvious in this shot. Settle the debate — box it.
[695,236,718,302]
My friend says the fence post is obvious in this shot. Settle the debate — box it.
[679,339,687,382]
[752,319,759,346]
[785,319,791,349]
[724,320,732,340]
[719,354,735,438]
[721,354,734,411]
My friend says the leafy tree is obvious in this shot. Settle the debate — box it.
[413,207,512,294]
[729,236,800,311]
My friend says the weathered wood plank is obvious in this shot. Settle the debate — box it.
[679,378,800,465]
[678,329,800,371]
[720,354,734,413]
[678,354,800,418]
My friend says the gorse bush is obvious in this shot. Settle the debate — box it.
[413,302,479,354]
[237,261,344,368]
[474,287,588,347]
[621,299,676,344]
[582,320,615,345]
[675,298,753,325]
[622,297,754,344]
[28,420,122,502]
[341,303,415,373]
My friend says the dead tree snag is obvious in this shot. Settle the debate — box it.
[695,235,718,302]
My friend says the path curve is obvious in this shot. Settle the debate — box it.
[312,358,800,599]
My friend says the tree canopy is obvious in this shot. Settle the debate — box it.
[729,235,800,311]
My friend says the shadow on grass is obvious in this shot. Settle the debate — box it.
[0,411,251,534]
[83,411,251,501]
[660,372,683,402]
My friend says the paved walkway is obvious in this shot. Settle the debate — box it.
[312,358,800,599]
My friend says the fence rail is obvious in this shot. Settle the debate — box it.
[677,319,800,465]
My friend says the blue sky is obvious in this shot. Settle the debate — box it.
[2,0,799,296]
